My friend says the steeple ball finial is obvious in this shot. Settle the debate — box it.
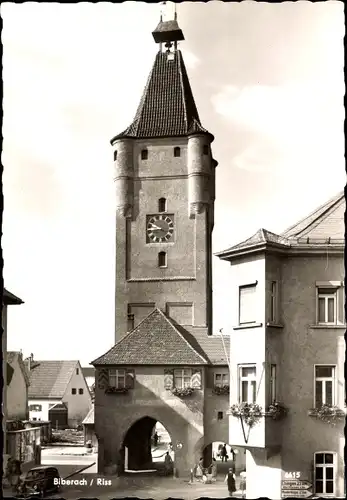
[152,1,184,46]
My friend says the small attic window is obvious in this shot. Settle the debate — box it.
[203,145,209,155]
[158,251,167,268]
[141,149,148,160]
[113,150,118,161]
[158,198,167,212]
[174,147,181,157]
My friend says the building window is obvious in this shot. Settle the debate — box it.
[127,313,135,332]
[270,364,276,403]
[158,251,167,268]
[174,368,192,389]
[314,452,336,495]
[174,146,181,157]
[158,197,167,212]
[203,145,209,155]
[109,369,126,389]
[217,411,223,420]
[113,150,118,161]
[239,283,257,325]
[141,149,148,160]
[317,288,337,324]
[29,404,42,412]
[79,388,84,395]
[315,366,335,407]
[239,365,256,403]
[76,368,79,375]
[269,281,278,323]
[72,388,77,395]
[214,373,229,387]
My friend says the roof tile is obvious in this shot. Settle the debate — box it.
[111,50,211,142]
[92,308,208,366]
[26,360,78,398]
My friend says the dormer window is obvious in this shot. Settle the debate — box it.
[174,147,181,157]
[113,150,118,161]
[158,198,167,212]
[141,149,148,160]
[203,145,209,155]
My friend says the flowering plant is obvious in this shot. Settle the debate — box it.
[266,401,288,421]
[212,384,230,396]
[229,402,263,427]
[105,386,129,394]
[171,387,194,397]
[309,404,345,425]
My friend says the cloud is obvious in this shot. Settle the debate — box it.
[183,50,200,70]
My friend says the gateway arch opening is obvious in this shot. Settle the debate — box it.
[123,417,174,474]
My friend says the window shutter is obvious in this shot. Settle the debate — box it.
[164,369,174,390]
[98,368,109,389]
[191,369,202,389]
[126,369,135,389]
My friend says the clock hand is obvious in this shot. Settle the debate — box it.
[149,224,161,230]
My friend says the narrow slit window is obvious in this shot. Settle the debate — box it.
[174,146,181,157]
[141,149,148,160]
[203,145,209,155]
[158,251,167,268]
[158,198,167,212]
[113,150,118,161]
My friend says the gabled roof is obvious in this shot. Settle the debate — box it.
[7,351,30,387]
[92,308,208,366]
[281,191,345,240]
[217,192,345,259]
[3,288,24,305]
[190,331,230,365]
[82,406,94,425]
[111,50,212,143]
[26,360,78,399]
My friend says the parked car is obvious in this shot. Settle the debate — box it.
[16,466,61,498]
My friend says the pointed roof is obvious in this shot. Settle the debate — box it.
[217,191,345,259]
[281,191,345,240]
[26,360,79,399]
[82,405,94,426]
[92,308,208,365]
[215,228,289,258]
[110,50,212,143]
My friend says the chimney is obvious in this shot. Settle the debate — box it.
[27,353,34,371]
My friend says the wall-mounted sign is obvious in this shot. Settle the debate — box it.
[176,442,183,449]
[281,479,313,498]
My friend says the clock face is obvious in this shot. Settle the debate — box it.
[147,214,174,243]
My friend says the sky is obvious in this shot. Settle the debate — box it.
[2,1,345,366]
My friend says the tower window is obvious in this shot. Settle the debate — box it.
[174,146,181,157]
[158,198,167,212]
[217,411,223,420]
[203,145,209,155]
[127,313,135,332]
[158,252,167,268]
[113,150,118,161]
[141,149,148,160]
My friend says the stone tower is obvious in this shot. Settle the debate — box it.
[111,11,218,342]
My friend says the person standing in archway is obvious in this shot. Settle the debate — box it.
[225,467,236,497]
[164,451,173,476]
[221,443,228,462]
[153,431,159,447]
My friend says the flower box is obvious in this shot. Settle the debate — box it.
[212,384,230,396]
[265,401,288,421]
[229,402,263,427]
[105,387,129,394]
[308,405,345,425]
[171,387,194,398]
